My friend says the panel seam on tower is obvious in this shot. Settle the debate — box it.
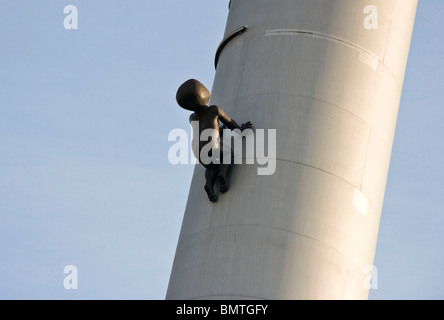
[174,224,372,272]
[264,28,404,90]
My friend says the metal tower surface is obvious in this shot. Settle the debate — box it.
[167,0,417,300]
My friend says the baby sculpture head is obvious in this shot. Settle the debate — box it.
[176,79,210,111]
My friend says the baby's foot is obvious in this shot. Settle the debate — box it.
[219,176,229,193]
[204,186,218,202]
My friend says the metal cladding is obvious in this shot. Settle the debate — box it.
[167,0,418,300]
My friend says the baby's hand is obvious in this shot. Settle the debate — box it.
[240,121,253,131]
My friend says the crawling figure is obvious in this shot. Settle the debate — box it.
[176,79,252,202]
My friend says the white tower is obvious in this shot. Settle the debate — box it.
[167,0,417,299]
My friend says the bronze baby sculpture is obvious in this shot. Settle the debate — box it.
[176,79,252,202]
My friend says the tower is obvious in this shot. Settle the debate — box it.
[167,0,417,299]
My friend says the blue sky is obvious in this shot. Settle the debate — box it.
[0,1,442,299]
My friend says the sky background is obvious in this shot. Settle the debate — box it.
[0,1,442,300]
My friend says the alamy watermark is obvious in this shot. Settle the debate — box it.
[363,265,378,290]
[64,5,78,30]
[63,265,78,290]
[363,5,378,30]
[168,121,277,176]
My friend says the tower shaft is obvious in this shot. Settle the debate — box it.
[167,0,417,299]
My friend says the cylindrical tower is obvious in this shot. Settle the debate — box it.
[167,0,417,299]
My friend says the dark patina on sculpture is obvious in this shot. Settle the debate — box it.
[176,79,252,202]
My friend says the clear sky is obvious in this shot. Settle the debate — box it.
[0,1,442,300]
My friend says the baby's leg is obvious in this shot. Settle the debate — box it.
[204,166,218,202]
[218,163,232,193]
[218,143,233,193]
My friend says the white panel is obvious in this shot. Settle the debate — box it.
[353,188,369,216]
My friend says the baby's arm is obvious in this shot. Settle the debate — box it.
[212,106,252,131]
